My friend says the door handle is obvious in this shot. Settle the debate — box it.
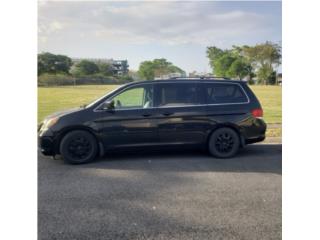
[162,112,174,116]
[142,113,152,117]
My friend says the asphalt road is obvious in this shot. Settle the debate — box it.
[38,144,282,240]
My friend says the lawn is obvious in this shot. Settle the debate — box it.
[38,85,117,122]
[248,85,282,124]
[38,84,282,124]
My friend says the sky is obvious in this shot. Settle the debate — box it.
[38,1,282,73]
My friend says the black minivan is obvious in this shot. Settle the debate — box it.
[39,78,266,164]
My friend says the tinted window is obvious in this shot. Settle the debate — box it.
[110,85,153,109]
[206,83,248,104]
[155,83,200,107]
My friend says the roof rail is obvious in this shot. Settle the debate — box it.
[200,76,230,80]
[169,76,230,80]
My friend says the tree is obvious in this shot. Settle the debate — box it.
[138,58,185,80]
[243,41,281,67]
[227,58,252,80]
[152,59,169,77]
[214,53,237,77]
[38,52,72,75]
[206,42,281,84]
[256,64,274,85]
[138,61,155,80]
[168,65,185,75]
[267,71,277,85]
[242,42,281,84]
[207,47,249,78]
[207,46,224,69]
[73,60,99,76]
[97,63,113,76]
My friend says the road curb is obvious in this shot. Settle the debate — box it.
[258,137,282,144]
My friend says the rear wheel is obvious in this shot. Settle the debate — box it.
[208,127,240,158]
[60,130,98,164]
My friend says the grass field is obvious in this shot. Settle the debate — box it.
[247,85,282,124]
[38,85,116,122]
[38,84,282,139]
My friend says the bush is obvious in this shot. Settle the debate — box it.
[73,60,99,75]
[267,71,277,85]
[38,73,75,86]
[73,74,117,85]
[248,78,255,85]
[116,75,134,83]
[38,73,134,86]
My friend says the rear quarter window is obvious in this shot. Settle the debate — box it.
[205,83,248,104]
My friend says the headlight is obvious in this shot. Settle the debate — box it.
[42,117,59,130]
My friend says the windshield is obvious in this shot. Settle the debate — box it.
[85,85,124,108]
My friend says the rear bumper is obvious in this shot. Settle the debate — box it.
[245,135,266,144]
[242,118,267,145]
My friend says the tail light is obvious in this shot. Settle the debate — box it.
[251,108,263,118]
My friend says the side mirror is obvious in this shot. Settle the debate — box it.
[101,100,115,111]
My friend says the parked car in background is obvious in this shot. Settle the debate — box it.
[38,78,266,164]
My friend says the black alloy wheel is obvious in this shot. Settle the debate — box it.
[60,130,98,164]
[208,127,240,158]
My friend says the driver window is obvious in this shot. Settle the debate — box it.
[111,85,153,109]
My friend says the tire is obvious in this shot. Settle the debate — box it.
[208,127,240,158]
[60,130,98,164]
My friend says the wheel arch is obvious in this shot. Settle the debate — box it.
[206,123,245,147]
[54,126,104,156]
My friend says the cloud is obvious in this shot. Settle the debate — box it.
[38,1,276,47]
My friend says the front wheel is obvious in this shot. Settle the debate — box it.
[60,130,98,164]
[208,127,240,158]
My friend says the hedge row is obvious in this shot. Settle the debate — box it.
[38,74,133,86]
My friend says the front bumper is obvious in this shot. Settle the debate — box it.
[38,136,54,155]
[38,129,55,156]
